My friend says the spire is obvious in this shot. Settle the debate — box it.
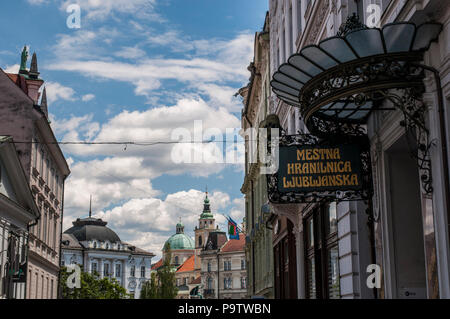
[19,46,29,75]
[29,52,40,79]
[40,87,48,117]
[89,195,92,218]
[200,191,213,219]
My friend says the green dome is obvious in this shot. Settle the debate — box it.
[163,233,195,251]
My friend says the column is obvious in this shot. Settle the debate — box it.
[100,259,105,279]
[293,224,305,299]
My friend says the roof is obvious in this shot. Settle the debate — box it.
[220,233,245,253]
[64,217,121,243]
[151,258,163,271]
[61,233,82,249]
[176,255,195,273]
[191,276,201,285]
[163,233,195,251]
[203,231,227,251]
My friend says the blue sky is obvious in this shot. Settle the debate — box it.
[0,0,268,256]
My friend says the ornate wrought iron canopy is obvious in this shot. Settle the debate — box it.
[271,21,442,133]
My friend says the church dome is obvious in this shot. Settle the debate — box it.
[163,219,195,251]
[64,217,121,243]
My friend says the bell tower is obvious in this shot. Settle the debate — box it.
[194,191,217,270]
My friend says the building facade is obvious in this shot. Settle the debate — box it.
[264,0,450,299]
[61,214,155,299]
[240,12,275,299]
[200,233,247,299]
[0,49,71,299]
[0,136,40,299]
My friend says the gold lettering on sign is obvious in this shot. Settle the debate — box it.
[283,146,360,190]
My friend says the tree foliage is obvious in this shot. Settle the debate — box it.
[140,244,178,299]
[60,266,130,299]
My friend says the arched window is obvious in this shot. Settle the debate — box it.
[93,242,97,249]
[106,243,109,249]
[198,236,202,246]
[174,256,179,265]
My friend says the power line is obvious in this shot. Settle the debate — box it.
[8,140,246,146]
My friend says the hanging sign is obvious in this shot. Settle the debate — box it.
[277,144,363,193]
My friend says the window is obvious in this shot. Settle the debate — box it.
[104,263,110,277]
[46,159,50,183]
[304,202,340,299]
[198,235,202,247]
[224,277,232,290]
[224,260,231,271]
[92,262,97,274]
[241,259,246,270]
[116,264,121,277]
[241,277,247,289]
[207,262,211,272]
[140,266,146,278]
[61,259,65,266]
[33,140,38,168]
[39,149,44,173]
[174,256,179,265]
[53,220,57,250]
[207,277,213,290]
[106,243,109,249]
[42,210,47,244]
[130,266,135,277]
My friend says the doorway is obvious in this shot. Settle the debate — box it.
[385,134,427,298]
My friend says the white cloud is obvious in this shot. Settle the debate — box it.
[114,46,146,60]
[45,81,77,104]
[60,0,161,21]
[81,93,95,102]
[3,64,20,74]
[70,189,241,257]
[48,31,253,100]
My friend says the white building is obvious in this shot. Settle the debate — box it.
[0,136,40,299]
[61,214,155,299]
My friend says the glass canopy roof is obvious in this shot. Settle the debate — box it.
[271,22,442,123]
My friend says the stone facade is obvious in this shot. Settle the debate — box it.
[239,12,275,299]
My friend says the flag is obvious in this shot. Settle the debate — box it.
[228,217,239,240]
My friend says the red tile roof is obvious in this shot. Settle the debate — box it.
[176,255,195,273]
[6,73,18,84]
[151,258,163,271]
[220,233,245,252]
